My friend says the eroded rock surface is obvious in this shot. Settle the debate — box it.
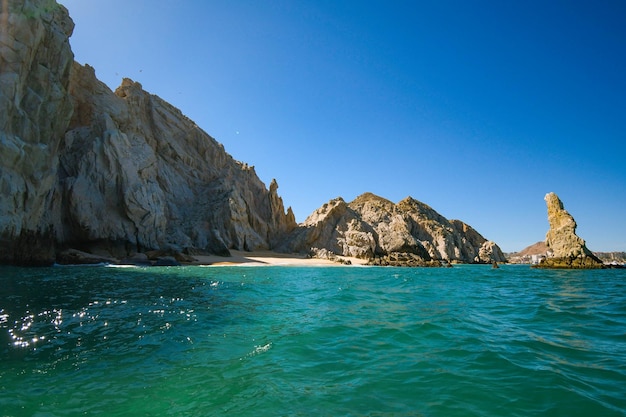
[0,0,296,264]
[537,192,603,269]
[0,0,74,264]
[58,64,296,257]
[278,192,505,265]
[1,0,505,266]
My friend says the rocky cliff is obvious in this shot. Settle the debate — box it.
[0,0,75,264]
[278,192,506,265]
[58,63,297,259]
[1,0,505,266]
[0,0,296,265]
[536,192,603,269]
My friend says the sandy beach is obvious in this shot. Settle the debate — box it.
[192,250,368,266]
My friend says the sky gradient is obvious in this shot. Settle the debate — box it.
[57,0,626,252]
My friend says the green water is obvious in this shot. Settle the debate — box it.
[1,264,625,416]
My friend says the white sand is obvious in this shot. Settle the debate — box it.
[191,250,367,266]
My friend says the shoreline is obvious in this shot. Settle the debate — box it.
[190,250,369,267]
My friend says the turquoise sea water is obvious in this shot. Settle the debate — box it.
[1,264,625,416]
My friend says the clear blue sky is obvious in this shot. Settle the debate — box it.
[57,0,625,253]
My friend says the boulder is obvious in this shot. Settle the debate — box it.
[119,253,152,266]
[478,240,505,264]
[154,256,181,267]
[56,248,116,265]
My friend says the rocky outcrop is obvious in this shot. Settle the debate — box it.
[0,0,75,264]
[536,192,603,269]
[58,64,296,258]
[0,0,296,265]
[278,192,506,265]
[0,0,504,266]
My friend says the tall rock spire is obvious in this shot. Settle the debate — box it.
[537,192,603,268]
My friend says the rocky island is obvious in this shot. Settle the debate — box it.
[1,0,504,266]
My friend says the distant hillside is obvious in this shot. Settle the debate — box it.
[516,241,549,257]
[594,252,626,265]
[508,241,625,266]
[507,241,548,264]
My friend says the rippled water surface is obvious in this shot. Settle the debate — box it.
[1,264,625,416]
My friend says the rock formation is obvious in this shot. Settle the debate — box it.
[58,64,296,258]
[278,192,506,265]
[0,0,296,265]
[0,0,75,264]
[0,0,506,266]
[536,192,603,269]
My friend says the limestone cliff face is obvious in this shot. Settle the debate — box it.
[278,192,506,264]
[0,0,74,264]
[538,192,603,268]
[58,64,296,257]
[0,0,296,264]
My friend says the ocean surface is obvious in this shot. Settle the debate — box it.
[1,264,625,416]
